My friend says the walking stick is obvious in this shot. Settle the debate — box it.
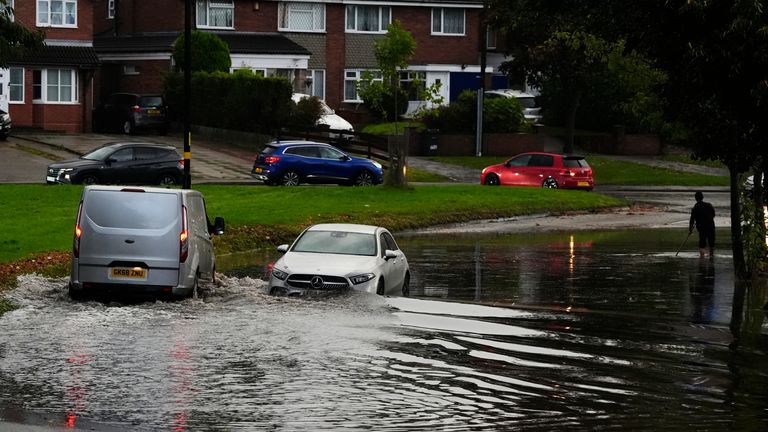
[676,222,695,256]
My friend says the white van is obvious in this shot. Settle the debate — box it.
[68,185,225,300]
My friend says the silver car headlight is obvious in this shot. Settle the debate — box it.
[350,273,375,285]
[271,268,288,280]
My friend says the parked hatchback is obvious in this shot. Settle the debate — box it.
[46,142,183,186]
[481,152,594,190]
[251,141,383,186]
[267,223,410,297]
[93,93,169,135]
[69,185,225,300]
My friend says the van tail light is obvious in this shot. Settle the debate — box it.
[264,156,281,164]
[179,205,189,263]
[73,201,83,258]
[132,105,141,113]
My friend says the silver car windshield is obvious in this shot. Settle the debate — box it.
[292,231,376,256]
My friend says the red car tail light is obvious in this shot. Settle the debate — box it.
[73,201,83,258]
[132,105,141,113]
[560,169,575,177]
[264,156,281,164]
[179,205,189,263]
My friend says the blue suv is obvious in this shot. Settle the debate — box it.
[251,141,384,186]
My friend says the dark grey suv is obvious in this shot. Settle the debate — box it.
[93,93,169,135]
[46,142,183,186]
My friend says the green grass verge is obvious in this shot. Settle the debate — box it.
[429,156,730,186]
[361,122,425,135]
[657,153,727,169]
[0,183,625,263]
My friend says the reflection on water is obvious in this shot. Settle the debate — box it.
[0,228,766,430]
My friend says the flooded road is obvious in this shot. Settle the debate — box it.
[1,228,767,431]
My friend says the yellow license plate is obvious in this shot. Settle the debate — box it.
[254,167,263,173]
[577,181,590,186]
[146,109,161,115]
[111,267,147,279]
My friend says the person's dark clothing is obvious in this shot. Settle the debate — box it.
[690,200,716,249]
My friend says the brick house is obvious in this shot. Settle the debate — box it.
[91,0,492,127]
[4,0,100,133]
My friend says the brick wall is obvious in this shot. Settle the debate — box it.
[14,0,93,40]
[397,6,481,65]
[325,5,345,108]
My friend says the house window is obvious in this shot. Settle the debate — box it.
[344,69,382,102]
[307,69,324,99]
[37,0,77,27]
[9,67,23,103]
[107,0,114,19]
[196,0,234,28]
[345,5,390,33]
[432,8,464,35]
[278,2,324,32]
[399,71,426,100]
[33,68,77,103]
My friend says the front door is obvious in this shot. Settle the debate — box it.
[426,72,450,107]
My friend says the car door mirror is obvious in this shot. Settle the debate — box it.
[341,155,351,161]
[105,158,116,165]
[212,216,225,235]
[277,244,289,253]
[384,249,398,260]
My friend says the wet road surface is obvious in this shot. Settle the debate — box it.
[1,229,767,431]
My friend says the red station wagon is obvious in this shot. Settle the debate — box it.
[481,152,594,190]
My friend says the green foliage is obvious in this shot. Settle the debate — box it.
[361,122,424,135]
[164,70,293,133]
[420,90,525,133]
[172,31,231,73]
[358,20,416,121]
[289,96,323,128]
[0,1,44,68]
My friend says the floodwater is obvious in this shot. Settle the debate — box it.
[1,228,767,431]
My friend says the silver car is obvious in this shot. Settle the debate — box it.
[68,185,225,300]
[268,223,410,297]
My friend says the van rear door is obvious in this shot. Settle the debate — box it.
[77,188,182,287]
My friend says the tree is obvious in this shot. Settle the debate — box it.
[172,31,231,73]
[0,1,44,68]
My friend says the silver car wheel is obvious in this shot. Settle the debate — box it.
[122,120,133,135]
[354,170,373,186]
[542,177,558,189]
[158,174,178,186]
[281,171,300,186]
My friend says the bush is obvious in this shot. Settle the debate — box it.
[289,96,323,128]
[172,31,231,73]
[164,70,293,133]
[420,90,525,133]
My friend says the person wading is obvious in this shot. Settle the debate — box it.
[689,191,716,258]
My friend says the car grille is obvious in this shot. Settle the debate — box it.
[286,274,349,290]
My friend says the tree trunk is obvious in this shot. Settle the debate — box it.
[729,163,748,279]
[385,134,408,187]
[563,91,582,154]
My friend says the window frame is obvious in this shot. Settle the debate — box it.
[278,1,325,32]
[431,7,465,36]
[196,0,234,29]
[307,69,325,100]
[32,68,78,104]
[343,69,382,102]
[345,5,391,34]
[36,0,78,28]
[107,0,115,19]
[9,67,24,104]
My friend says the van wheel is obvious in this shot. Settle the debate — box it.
[69,285,86,301]
[376,278,385,296]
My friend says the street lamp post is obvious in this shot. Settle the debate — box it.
[182,0,192,189]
